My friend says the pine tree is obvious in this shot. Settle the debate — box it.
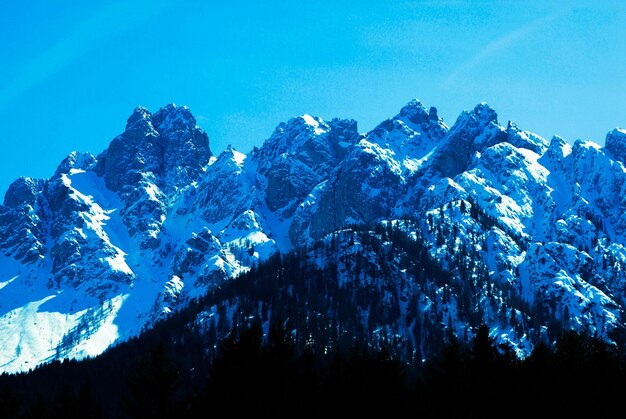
[471,324,498,373]
[124,343,182,418]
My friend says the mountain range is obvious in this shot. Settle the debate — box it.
[1,99,625,373]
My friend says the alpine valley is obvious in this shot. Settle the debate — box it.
[2,99,626,374]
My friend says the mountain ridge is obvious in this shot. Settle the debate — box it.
[0,99,625,373]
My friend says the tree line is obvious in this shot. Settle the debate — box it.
[1,220,625,417]
[1,321,625,418]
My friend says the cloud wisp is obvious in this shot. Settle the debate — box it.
[443,11,565,88]
[0,1,169,108]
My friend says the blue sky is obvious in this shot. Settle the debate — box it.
[0,0,624,193]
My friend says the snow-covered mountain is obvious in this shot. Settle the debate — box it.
[1,100,625,372]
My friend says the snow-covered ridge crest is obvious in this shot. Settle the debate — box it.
[0,99,625,373]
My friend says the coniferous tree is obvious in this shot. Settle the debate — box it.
[124,343,182,418]
[0,386,21,419]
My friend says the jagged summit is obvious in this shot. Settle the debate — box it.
[125,106,152,130]
[543,135,572,162]
[451,102,499,133]
[256,114,337,160]
[397,98,441,125]
[604,127,626,163]
[3,177,41,208]
[212,145,247,170]
[472,101,498,121]
[299,114,328,135]
[96,104,211,193]
[370,99,448,145]
[55,151,97,175]
[124,103,204,143]
[126,103,198,128]
[152,103,200,133]
[1,99,625,374]
[254,114,360,216]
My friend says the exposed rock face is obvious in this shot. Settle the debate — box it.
[152,104,211,192]
[0,177,47,264]
[254,115,360,218]
[4,177,43,208]
[426,102,504,179]
[193,147,252,224]
[1,99,626,374]
[604,128,626,163]
[93,104,212,247]
[369,99,448,148]
[290,100,448,243]
[96,106,161,193]
[97,104,211,193]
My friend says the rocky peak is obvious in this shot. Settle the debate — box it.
[192,146,252,225]
[213,146,246,172]
[398,99,430,124]
[96,107,161,192]
[3,177,44,208]
[505,122,549,154]
[125,106,152,131]
[451,102,499,133]
[473,102,498,122]
[255,115,360,215]
[398,99,446,131]
[300,114,329,135]
[55,152,97,175]
[572,138,602,155]
[426,102,504,179]
[604,128,626,163]
[428,106,439,121]
[536,135,573,181]
[0,176,46,265]
[326,118,360,145]
[89,104,212,247]
[96,104,211,193]
[152,104,198,134]
[545,136,572,160]
[256,115,330,162]
[370,99,448,146]
[154,104,211,192]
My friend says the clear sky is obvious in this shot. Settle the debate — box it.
[0,0,624,193]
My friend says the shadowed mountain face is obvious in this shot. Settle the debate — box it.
[0,100,625,373]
